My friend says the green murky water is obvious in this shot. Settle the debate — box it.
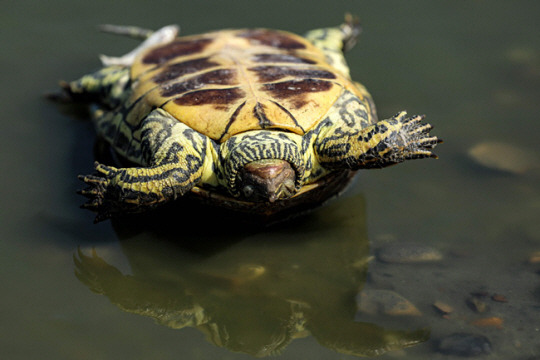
[2,1,540,359]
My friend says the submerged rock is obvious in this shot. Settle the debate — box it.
[356,289,421,316]
[467,296,489,313]
[437,333,492,356]
[377,243,443,264]
[491,293,508,303]
[468,142,539,174]
[433,301,453,315]
[529,251,540,264]
[471,317,504,329]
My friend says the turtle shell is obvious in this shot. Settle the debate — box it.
[126,29,362,141]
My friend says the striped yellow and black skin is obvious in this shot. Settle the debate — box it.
[64,16,440,221]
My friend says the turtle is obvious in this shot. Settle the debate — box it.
[55,15,440,222]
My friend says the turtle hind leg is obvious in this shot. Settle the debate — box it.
[305,14,361,78]
[339,13,362,51]
[98,24,156,40]
[99,24,179,66]
[48,66,130,107]
[305,13,361,52]
[48,24,179,103]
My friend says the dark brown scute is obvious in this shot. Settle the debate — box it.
[252,53,316,64]
[262,79,334,108]
[173,87,245,106]
[160,69,238,97]
[237,29,306,49]
[142,38,213,64]
[152,57,219,83]
[249,65,336,83]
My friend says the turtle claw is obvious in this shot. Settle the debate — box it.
[78,174,104,184]
[341,13,361,51]
[77,162,116,222]
[77,162,155,222]
[392,112,441,161]
[80,200,97,210]
[93,212,111,224]
[77,187,100,197]
[94,162,117,176]
[45,81,74,103]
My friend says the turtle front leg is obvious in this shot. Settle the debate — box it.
[78,109,216,222]
[315,111,441,170]
[78,161,195,222]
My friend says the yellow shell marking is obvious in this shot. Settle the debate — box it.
[128,29,363,141]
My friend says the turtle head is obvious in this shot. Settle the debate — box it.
[238,159,296,202]
[220,131,305,202]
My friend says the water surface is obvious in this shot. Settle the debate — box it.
[2,1,540,359]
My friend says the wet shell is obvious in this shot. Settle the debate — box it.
[127,29,363,141]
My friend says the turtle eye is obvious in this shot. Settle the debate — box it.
[242,185,255,198]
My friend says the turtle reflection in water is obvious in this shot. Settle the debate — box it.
[75,196,428,357]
